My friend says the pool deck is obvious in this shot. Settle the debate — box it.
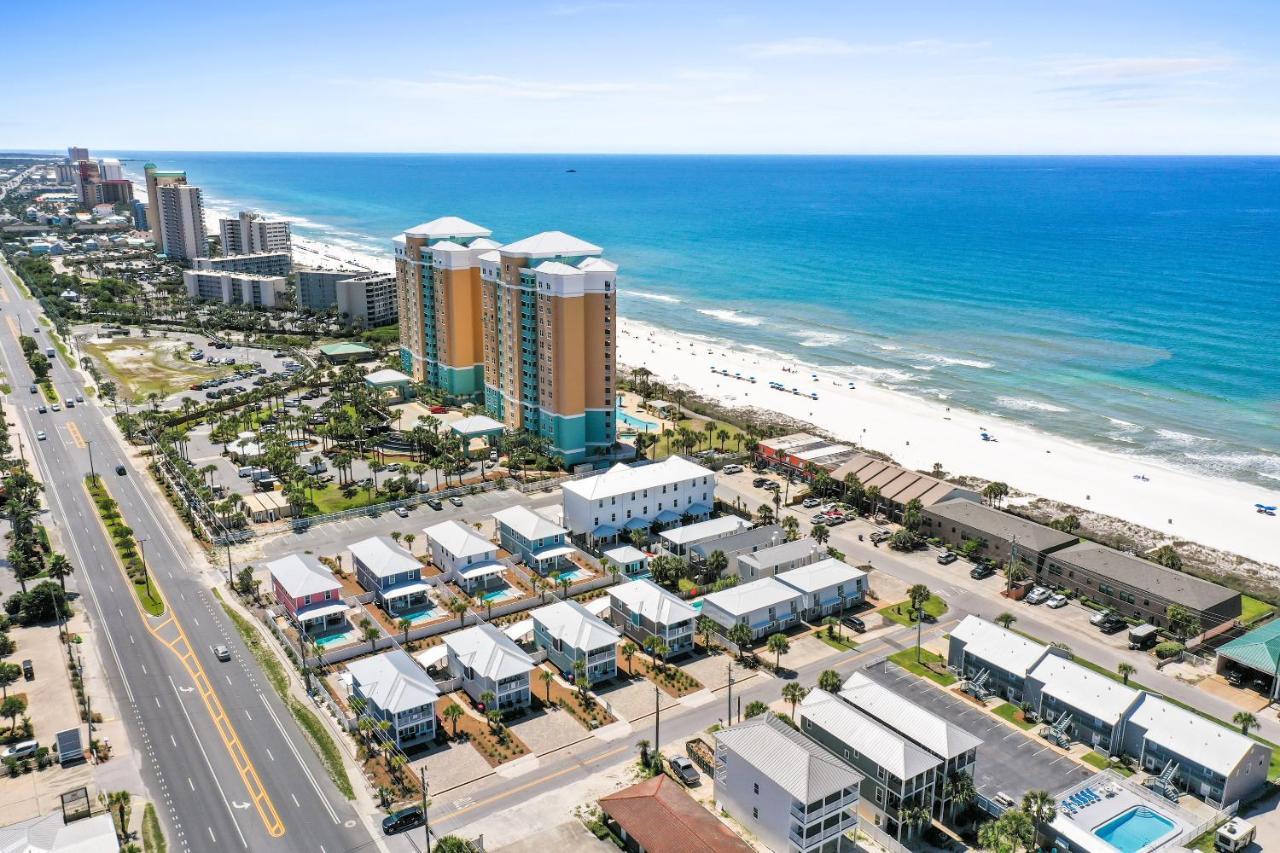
[1049,771,1205,853]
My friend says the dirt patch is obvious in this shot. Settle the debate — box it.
[83,336,233,403]
[535,665,617,730]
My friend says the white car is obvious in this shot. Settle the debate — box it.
[1046,594,1068,609]
[1025,586,1052,605]
[395,506,410,518]
[721,464,743,475]
[36,431,46,441]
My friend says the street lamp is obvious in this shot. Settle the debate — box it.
[137,535,150,597]
[86,439,96,482]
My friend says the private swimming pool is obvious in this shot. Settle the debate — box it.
[313,628,355,648]
[1092,806,1179,853]
[617,410,658,431]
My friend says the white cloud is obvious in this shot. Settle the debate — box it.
[1052,56,1234,79]
[745,36,990,59]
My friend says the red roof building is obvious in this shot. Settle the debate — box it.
[597,775,752,853]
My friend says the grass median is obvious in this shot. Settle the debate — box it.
[142,802,166,853]
[887,647,956,686]
[215,589,355,800]
[84,476,164,616]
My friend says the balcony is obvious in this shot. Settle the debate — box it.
[790,791,858,824]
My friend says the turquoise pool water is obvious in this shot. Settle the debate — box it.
[313,629,354,648]
[396,606,437,624]
[481,586,520,603]
[617,410,658,431]
[690,598,705,612]
[556,568,592,583]
[1092,806,1178,853]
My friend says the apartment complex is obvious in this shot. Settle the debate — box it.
[194,252,292,277]
[335,272,397,328]
[219,209,291,255]
[183,269,287,307]
[561,456,715,541]
[72,159,133,208]
[144,163,208,259]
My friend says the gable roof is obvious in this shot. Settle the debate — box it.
[532,599,621,650]
[445,623,535,681]
[702,576,800,617]
[1126,693,1266,777]
[776,558,867,595]
[800,690,941,780]
[501,230,601,257]
[425,520,497,559]
[950,615,1052,677]
[926,498,1078,554]
[738,538,823,571]
[609,579,698,626]
[267,553,339,599]
[346,649,439,713]
[1029,655,1140,726]
[1049,541,1240,614]
[690,524,785,560]
[598,775,753,853]
[493,505,567,541]
[561,457,713,502]
[715,713,862,801]
[658,515,752,547]
[403,216,491,239]
[839,672,981,760]
[349,535,419,579]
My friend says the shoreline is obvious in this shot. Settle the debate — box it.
[617,318,1280,567]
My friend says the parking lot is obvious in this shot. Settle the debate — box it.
[861,658,1093,801]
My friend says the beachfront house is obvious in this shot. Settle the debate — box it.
[345,649,439,749]
[920,498,1077,570]
[774,558,868,622]
[946,615,1062,704]
[444,623,534,711]
[1025,654,1141,756]
[714,713,861,853]
[839,673,980,820]
[799,689,941,843]
[735,537,824,580]
[601,544,650,577]
[424,520,505,595]
[607,578,698,658]
[350,535,430,615]
[561,456,715,545]
[492,505,574,574]
[267,553,348,636]
[657,515,752,557]
[531,599,621,684]
[826,453,979,519]
[700,577,802,643]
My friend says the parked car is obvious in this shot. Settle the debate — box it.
[28,384,36,394]
[1046,593,1068,609]
[1089,609,1115,627]
[1098,614,1127,634]
[762,481,780,491]
[668,755,700,785]
[936,552,958,565]
[115,465,127,476]
[721,464,743,475]
[426,498,443,511]
[213,644,232,662]
[1,740,38,761]
[752,477,769,488]
[869,531,892,544]
[841,614,866,633]
[36,431,46,441]
[1025,586,1051,605]
[21,659,33,680]
[969,564,995,580]
[801,497,820,508]
[37,404,46,414]
[382,807,424,835]
[51,403,60,411]
[395,507,410,518]
[449,496,463,507]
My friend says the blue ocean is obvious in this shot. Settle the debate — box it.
[110,153,1280,489]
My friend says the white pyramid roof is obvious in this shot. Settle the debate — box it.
[404,216,491,239]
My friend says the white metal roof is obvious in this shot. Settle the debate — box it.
[839,673,981,760]
[451,414,505,435]
[609,579,697,627]
[602,545,647,564]
[776,558,866,595]
[561,457,713,502]
[503,619,534,642]
[425,520,497,560]
[381,578,433,600]
[403,216,491,239]
[500,230,601,257]
[716,712,862,802]
[950,615,1051,677]
[458,561,506,581]
[533,260,583,276]
[365,368,411,384]
[739,538,823,571]
[349,535,419,579]
[1029,655,1140,726]
[267,553,339,599]
[577,256,618,272]
[702,576,800,617]
[530,544,576,562]
[532,599,621,650]
[658,515,751,546]
[493,505,567,541]
[1127,693,1262,776]
[346,649,439,714]
[294,601,348,621]
[415,645,448,669]
[800,690,941,780]
[446,622,535,681]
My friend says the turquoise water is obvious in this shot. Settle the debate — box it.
[313,628,353,648]
[481,586,519,603]
[109,153,1280,489]
[556,569,592,583]
[1092,806,1178,853]
[396,606,437,624]
[617,411,658,432]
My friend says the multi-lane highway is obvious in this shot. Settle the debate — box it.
[0,262,379,853]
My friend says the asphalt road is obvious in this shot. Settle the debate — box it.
[0,263,380,853]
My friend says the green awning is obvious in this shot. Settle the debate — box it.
[1217,620,1280,674]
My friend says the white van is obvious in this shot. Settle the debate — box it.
[237,466,254,478]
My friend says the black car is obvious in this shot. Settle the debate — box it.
[969,564,996,580]
[382,807,424,835]
[28,384,36,394]
[752,477,769,488]
[936,552,958,565]
[21,659,33,680]
[1098,615,1127,634]
[841,614,866,633]
[426,498,444,510]
[115,465,127,476]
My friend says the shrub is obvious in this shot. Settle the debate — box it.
[1154,641,1185,660]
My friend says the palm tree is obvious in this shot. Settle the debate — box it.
[621,641,638,676]
[716,428,730,451]
[727,623,752,660]
[448,597,468,628]
[811,523,829,546]
[1020,789,1057,825]
[360,617,379,651]
[479,691,497,720]
[636,738,651,769]
[744,700,769,719]
[1118,663,1136,685]
[572,658,589,697]
[706,550,728,580]
[995,611,1017,630]
[697,616,716,651]
[397,617,412,646]
[817,669,842,693]
[906,583,931,662]
[47,553,74,593]
[441,703,464,739]
[899,802,931,839]
[1233,711,1259,735]
[943,771,978,821]
[865,485,881,520]
[781,682,808,720]
[766,632,790,671]
[1150,544,1182,571]
[539,668,554,703]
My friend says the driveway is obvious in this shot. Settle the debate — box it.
[508,706,586,753]
[415,741,493,793]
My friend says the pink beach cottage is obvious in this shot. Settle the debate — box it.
[268,553,348,636]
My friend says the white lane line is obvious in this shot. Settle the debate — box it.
[188,777,195,791]
[141,664,148,676]
[154,695,160,708]
[291,793,300,808]
[265,748,274,762]
[244,709,253,722]
[130,635,135,645]
[167,675,248,849]
[171,735,177,748]
[225,674,233,686]
[208,827,217,844]
[258,692,339,824]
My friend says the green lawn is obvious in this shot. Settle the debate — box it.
[878,594,948,627]
[817,633,859,652]
[1240,595,1275,625]
[142,803,166,853]
[306,483,383,515]
[993,702,1034,730]
[888,648,956,686]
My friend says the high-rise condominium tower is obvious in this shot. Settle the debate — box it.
[220,210,292,256]
[143,163,188,247]
[155,183,208,260]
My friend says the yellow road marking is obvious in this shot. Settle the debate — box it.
[83,482,286,838]
[5,315,18,339]
[0,285,9,302]
[65,422,85,449]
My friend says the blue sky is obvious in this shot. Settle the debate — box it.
[11,0,1279,153]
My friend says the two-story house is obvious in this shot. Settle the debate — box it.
[561,456,715,545]
[700,576,802,642]
[946,615,1063,704]
[424,520,505,595]
[492,505,575,575]
[607,578,698,658]
[267,553,348,635]
[444,623,535,711]
[735,537,823,581]
[800,689,942,843]
[345,649,439,749]
[776,558,868,621]
[1025,654,1141,756]
[532,599,621,685]
[350,535,430,615]
[714,713,861,853]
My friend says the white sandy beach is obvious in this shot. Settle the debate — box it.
[618,318,1280,567]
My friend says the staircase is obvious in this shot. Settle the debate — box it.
[1045,712,1073,747]
[1149,759,1181,800]
[963,668,992,700]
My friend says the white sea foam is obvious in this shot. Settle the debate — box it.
[1154,429,1216,446]
[796,331,847,348]
[1184,451,1280,480]
[914,353,994,369]
[909,364,936,372]
[697,308,763,327]
[876,343,901,351]
[996,396,1070,413]
[625,290,682,304]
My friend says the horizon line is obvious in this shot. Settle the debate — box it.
[7,148,1280,158]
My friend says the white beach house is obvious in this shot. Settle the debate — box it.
[492,505,574,574]
[700,576,802,641]
[444,623,535,711]
[656,514,752,557]
[346,649,439,749]
[561,456,715,543]
[424,520,504,594]
[607,578,699,658]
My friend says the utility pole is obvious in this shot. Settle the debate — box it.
[654,684,660,758]
[86,439,96,482]
[420,767,431,853]
[138,536,149,597]
[726,661,733,726]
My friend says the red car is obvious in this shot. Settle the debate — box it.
[429,405,447,414]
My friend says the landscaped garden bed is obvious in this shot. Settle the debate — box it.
[534,665,617,729]
[436,694,530,766]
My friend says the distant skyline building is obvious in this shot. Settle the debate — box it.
[131,199,148,232]
[155,182,208,260]
[194,252,291,277]
[73,159,100,206]
[53,162,76,184]
[143,163,189,247]
[184,269,288,307]
[393,215,618,464]
[66,146,88,162]
[72,158,133,208]
[97,157,123,181]
[219,210,291,256]
[299,268,397,329]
